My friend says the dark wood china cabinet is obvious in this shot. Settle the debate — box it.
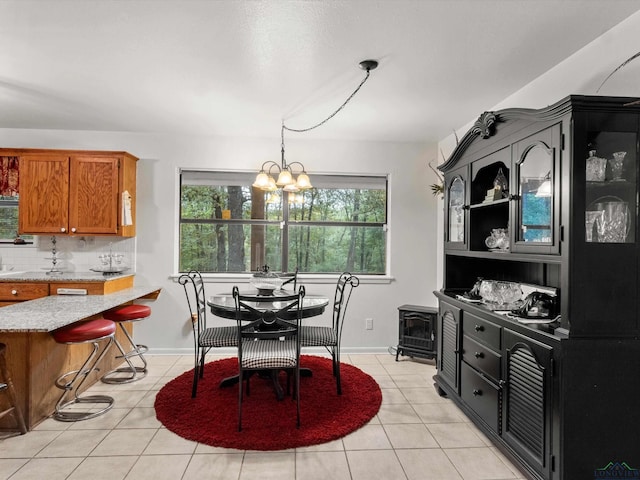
[435,96,640,480]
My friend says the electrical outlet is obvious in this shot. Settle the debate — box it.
[365,318,373,330]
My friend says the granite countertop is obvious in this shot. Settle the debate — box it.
[0,285,161,332]
[0,271,134,282]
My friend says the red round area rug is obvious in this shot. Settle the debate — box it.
[154,355,381,451]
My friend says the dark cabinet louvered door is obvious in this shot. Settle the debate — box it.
[437,301,461,394]
[502,329,554,480]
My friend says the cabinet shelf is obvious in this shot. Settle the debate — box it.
[469,198,510,209]
[444,249,561,264]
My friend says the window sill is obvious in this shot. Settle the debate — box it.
[170,273,394,285]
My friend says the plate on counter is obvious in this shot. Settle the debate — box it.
[90,266,130,274]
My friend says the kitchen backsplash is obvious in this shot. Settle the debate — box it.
[0,236,135,273]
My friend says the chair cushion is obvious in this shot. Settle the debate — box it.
[200,326,238,347]
[241,338,297,369]
[104,304,151,322]
[299,326,337,347]
[52,319,116,344]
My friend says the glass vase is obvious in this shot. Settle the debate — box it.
[586,150,606,182]
[608,151,626,181]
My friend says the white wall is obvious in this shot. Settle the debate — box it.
[0,236,136,274]
[0,128,438,354]
[439,12,640,159]
[436,11,640,287]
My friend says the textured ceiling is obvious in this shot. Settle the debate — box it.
[1,0,639,143]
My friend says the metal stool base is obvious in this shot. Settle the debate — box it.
[102,323,149,384]
[101,342,148,384]
[53,395,114,422]
[53,335,115,422]
[101,364,147,384]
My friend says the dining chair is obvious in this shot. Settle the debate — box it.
[280,267,298,291]
[233,285,305,431]
[299,272,359,395]
[179,271,237,398]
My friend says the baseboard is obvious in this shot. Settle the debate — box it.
[146,346,393,356]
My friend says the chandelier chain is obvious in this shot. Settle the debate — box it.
[282,68,372,137]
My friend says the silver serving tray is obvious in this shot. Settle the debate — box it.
[90,266,130,274]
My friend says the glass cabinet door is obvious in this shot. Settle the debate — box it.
[572,114,638,337]
[585,131,636,244]
[446,171,467,248]
[511,125,560,254]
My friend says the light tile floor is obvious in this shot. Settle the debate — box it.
[0,353,527,480]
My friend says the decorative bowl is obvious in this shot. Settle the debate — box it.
[250,274,283,295]
[478,280,523,306]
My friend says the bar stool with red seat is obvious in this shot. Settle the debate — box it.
[51,318,116,422]
[0,343,27,435]
[101,304,151,384]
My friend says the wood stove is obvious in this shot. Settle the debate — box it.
[396,304,437,361]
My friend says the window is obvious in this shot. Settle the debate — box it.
[0,197,19,241]
[0,155,31,244]
[179,170,387,274]
[0,197,34,244]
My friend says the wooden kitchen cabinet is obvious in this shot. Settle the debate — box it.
[6,148,138,237]
[0,282,49,307]
[49,275,133,295]
[0,275,134,307]
[436,300,461,395]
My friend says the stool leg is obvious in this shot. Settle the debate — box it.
[101,322,148,384]
[0,351,27,435]
[54,336,115,422]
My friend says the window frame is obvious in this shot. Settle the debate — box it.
[0,197,33,245]
[177,168,389,277]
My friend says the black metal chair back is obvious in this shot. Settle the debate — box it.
[298,272,359,394]
[333,272,360,353]
[179,270,236,397]
[232,285,305,431]
[280,267,299,292]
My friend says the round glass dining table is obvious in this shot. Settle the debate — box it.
[206,289,329,399]
[207,290,329,320]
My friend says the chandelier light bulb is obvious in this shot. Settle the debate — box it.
[276,169,294,186]
[252,171,270,189]
[264,175,278,191]
[255,59,377,194]
[266,192,281,204]
[295,172,312,189]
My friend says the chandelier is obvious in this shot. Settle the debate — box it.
[253,59,379,194]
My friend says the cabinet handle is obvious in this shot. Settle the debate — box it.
[71,227,76,233]
[473,389,482,396]
[508,194,519,201]
[474,324,484,332]
[11,289,17,295]
[474,352,484,359]
[60,227,66,233]
[462,204,470,210]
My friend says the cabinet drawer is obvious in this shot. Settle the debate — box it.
[461,362,500,433]
[50,276,133,295]
[462,312,501,350]
[0,283,49,301]
[462,335,502,381]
